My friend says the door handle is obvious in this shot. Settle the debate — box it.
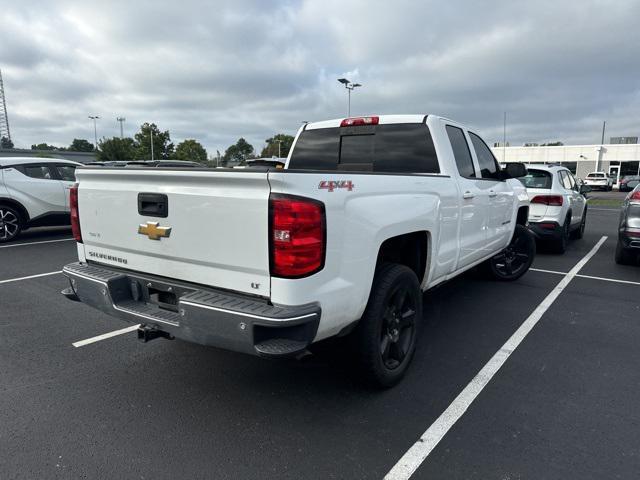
[489,190,497,198]
[463,191,475,199]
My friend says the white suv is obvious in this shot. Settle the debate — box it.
[584,171,614,191]
[518,164,588,253]
[0,157,81,242]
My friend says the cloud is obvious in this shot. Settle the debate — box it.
[1,0,639,153]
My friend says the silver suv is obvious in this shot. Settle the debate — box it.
[518,164,589,253]
[0,157,81,242]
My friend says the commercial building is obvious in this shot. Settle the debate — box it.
[492,143,640,187]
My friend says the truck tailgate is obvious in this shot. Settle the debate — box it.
[75,168,271,297]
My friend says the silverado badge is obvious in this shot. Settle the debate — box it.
[138,221,172,240]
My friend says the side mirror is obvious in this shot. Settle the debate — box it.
[580,184,592,195]
[502,163,527,179]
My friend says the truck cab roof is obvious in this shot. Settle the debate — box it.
[304,114,432,130]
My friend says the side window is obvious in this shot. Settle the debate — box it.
[559,171,573,190]
[22,165,55,180]
[568,172,578,191]
[469,132,500,180]
[56,165,77,181]
[446,125,475,178]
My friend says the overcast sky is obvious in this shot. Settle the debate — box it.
[1,0,639,154]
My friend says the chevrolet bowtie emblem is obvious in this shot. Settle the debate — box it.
[138,221,172,240]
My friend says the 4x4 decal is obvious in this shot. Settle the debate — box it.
[318,180,355,192]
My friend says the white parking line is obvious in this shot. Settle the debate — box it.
[576,273,640,287]
[530,267,566,275]
[0,238,74,249]
[384,236,608,480]
[0,271,62,285]
[530,268,640,286]
[72,324,141,348]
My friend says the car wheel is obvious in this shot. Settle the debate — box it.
[552,215,571,254]
[486,224,536,281]
[353,263,422,388]
[0,205,22,243]
[570,208,587,240]
[615,241,636,265]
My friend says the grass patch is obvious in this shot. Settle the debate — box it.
[587,198,623,207]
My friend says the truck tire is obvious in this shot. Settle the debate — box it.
[485,224,535,281]
[0,204,22,243]
[353,263,422,388]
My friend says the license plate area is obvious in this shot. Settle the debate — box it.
[128,277,195,313]
[148,287,178,312]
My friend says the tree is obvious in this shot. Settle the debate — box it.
[97,137,136,162]
[68,138,94,152]
[134,123,174,160]
[541,141,564,146]
[1,136,14,149]
[173,139,207,163]
[31,143,58,151]
[223,138,254,166]
[260,133,294,158]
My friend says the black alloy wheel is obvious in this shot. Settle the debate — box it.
[380,283,418,370]
[353,263,422,388]
[486,224,536,281]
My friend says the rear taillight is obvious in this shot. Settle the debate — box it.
[531,195,563,206]
[630,191,640,201]
[340,116,379,127]
[269,194,325,278]
[70,183,82,243]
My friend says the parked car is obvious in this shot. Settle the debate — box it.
[615,184,640,265]
[619,175,640,192]
[88,160,204,168]
[584,171,614,191]
[245,157,286,169]
[0,157,82,242]
[124,160,204,168]
[517,165,589,253]
[61,114,534,387]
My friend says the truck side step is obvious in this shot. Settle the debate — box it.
[254,338,308,357]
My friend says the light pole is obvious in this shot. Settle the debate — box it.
[337,78,362,117]
[150,128,154,161]
[88,115,100,150]
[275,139,283,158]
[116,117,126,138]
[503,111,507,163]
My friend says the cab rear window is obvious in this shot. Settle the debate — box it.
[517,169,552,189]
[288,124,440,174]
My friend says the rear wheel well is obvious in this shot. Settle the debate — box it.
[516,206,529,226]
[376,231,429,285]
[0,198,29,225]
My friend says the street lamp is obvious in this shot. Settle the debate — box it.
[337,78,362,117]
[88,115,100,150]
[116,117,126,138]
[275,139,283,158]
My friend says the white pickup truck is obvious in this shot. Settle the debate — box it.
[62,114,533,387]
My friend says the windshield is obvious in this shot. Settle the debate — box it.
[517,169,552,189]
[587,173,605,178]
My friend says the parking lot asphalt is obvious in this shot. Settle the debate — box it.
[1,203,638,479]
